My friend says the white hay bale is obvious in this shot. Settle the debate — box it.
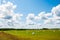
[32,32,35,35]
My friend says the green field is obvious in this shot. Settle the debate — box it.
[0,30,60,40]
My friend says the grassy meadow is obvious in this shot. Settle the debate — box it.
[0,29,60,40]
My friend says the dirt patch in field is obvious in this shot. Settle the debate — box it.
[0,31,31,40]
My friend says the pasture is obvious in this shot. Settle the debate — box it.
[0,29,60,40]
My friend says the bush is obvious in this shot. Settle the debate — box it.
[42,28,49,30]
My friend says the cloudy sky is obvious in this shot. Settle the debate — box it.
[0,0,60,29]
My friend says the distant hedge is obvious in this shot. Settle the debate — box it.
[0,28,60,30]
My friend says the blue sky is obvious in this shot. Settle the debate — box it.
[2,0,60,15]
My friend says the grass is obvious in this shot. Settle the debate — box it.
[0,29,60,40]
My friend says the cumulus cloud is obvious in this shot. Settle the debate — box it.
[42,4,60,28]
[0,0,23,28]
[52,4,60,17]
[26,13,35,25]
[51,4,60,24]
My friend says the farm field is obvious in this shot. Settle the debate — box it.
[0,29,60,40]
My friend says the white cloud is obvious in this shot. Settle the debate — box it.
[26,13,35,20]
[0,1,23,28]
[52,4,60,17]
[51,4,60,24]
[12,13,23,21]
[35,12,49,20]
[34,12,52,24]
[26,13,35,25]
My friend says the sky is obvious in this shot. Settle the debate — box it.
[1,0,60,15]
[0,0,60,29]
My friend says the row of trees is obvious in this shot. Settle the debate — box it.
[0,28,60,31]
